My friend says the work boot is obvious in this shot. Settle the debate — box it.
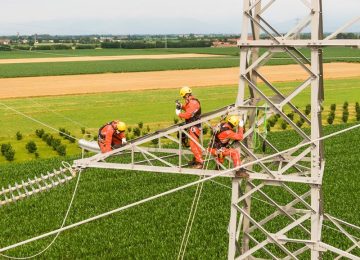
[192,162,204,169]
[235,168,249,179]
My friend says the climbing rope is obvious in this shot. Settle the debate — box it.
[177,131,217,260]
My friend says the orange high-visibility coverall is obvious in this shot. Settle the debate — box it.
[98,123,125,153]
[178,96,203,163]
[209,122,244,167]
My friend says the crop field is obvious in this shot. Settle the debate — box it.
[0,123,359,259]
[0,46,358,59]
[0,47,358,78]
[0,77,359,164]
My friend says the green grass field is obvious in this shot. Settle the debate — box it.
[0,47,358,78]
[0,77,359,164]
[0,123,359,259]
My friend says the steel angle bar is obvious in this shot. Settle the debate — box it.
[283,245,309,260]
[247,181,311,235]
[84,162,231,177]
[284,14,312,39]
[242,75,310,140]
[135,146,176,168]
[143,147,192,155]
[243,11,280,44]
[299,0,311,9]
[247,233,280,260]
[279,77,312,107]
[239,143,316,211]
[236,206,311,260]
[237,39,360,47]
[254,15,312,67]
[246,0,261,12]
[334,242,360,260]
[257,133,310,173]
[137,149,153,166]
[278,147,312,175]
[236,182,265,204]
[134,154,178,165]
[318,242,360,260]
[164,134,180,144]
[248,191,311,234]
[253,70,311,124]
[325,214,360,250]
[277,237,315,244]
[258,0,276,15]
[325,17,360,40]
[325,215,360,232]
[244,51,274,75]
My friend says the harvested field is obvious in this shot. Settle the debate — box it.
[0,54,223,64]
[0,62,359,99]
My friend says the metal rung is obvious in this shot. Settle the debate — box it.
[22,180,29,196]
[2,187,8,203]
[28,178,36,192]
[41,174,51,190]
[14,182,23,198]
[34,176,42,190]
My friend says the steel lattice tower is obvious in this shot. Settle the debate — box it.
[229,0,359,259]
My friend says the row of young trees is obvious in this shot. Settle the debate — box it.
[35,129,66,156]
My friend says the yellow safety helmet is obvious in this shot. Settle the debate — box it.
[116,121,126,132]
[179,86,192,98]
[227,115,239,127]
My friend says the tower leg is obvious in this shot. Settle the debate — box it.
[228,177,239,260]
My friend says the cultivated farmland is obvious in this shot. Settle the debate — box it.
[0,77,359,163]
[0,47,358,78]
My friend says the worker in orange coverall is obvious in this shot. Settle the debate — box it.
[176,86,204,169]
[98,120,127,153]
[209,115,249,178]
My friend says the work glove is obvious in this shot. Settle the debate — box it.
[176,109,181,116]
[122,138,127,144]
[175,100,182,110]
[239,119,244,127]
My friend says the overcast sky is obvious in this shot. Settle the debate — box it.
[1,0,359,35]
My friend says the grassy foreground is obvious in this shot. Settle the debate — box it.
[0,47,358,78]
[0,77,359,163]
[0,123,359,259]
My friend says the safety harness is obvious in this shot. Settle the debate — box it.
[179,97,202,147]
[185,97,202,127]
[98,121,122,145]
[210,122,232,150]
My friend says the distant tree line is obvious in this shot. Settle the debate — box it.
[101,40,213,49]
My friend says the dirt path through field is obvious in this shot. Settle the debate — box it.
[0,63,359,99]
[0,53,223,64]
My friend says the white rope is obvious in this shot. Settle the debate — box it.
[0,102,80,142]
[1,123,359,253]
[177,132,216,260]
[0,166,82,259]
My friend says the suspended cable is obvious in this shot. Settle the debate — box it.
[0,102,80,142]
[1,123,359,254]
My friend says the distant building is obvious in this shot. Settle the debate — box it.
[212,38,239,47]
[0,39,10,45]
